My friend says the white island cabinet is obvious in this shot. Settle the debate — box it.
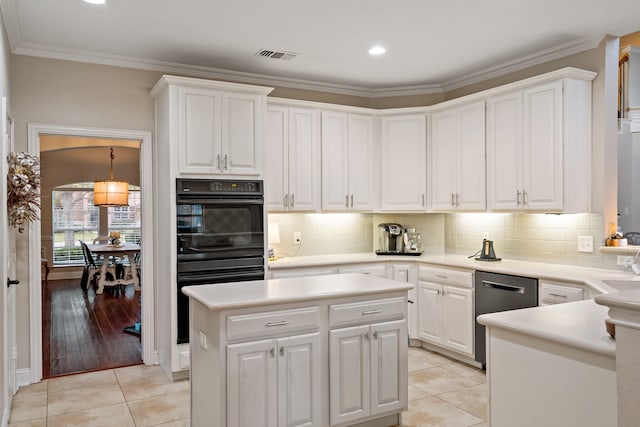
[183,273,412,427]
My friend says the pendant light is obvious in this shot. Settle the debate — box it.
[94,147,129,207]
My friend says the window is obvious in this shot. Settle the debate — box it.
[52,183,141,266]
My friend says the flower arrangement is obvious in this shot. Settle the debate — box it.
[7,152,40,233]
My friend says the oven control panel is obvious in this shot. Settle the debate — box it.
[177,179,263,195]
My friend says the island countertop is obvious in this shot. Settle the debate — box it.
[181,273,414,311]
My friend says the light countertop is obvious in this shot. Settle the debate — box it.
[182,273,413,311]
[477,299,615,357]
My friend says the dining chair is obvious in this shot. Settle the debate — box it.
[80,240,102,291]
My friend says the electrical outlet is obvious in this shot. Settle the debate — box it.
[293,232,302,245]
[617,255,634,266]
[577,235,594,253]
[199,331,208,350]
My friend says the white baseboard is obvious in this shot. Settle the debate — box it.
[16,369,31,389]
[2,406,9,427]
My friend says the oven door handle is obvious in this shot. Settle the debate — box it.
[482,280,526,294]
[177,198,264,205]
[178,270,264,284]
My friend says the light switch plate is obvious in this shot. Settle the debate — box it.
[577,235,594,253]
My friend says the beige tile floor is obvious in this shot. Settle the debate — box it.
[8,347,486,427]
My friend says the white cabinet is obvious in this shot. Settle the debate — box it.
[266,104,321,211]
[539,281,585,306]
[487,72,595,212]
[387,264,418,339]
[338,263,387,277]
[321,111,376,211]
[417,266,474,356]
[380,114,427,211]
[177,86,265,176]
[329,319,407,426]
[430,101,486,211]
[227,332,322,427]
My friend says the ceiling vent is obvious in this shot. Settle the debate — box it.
[255,49,297,61]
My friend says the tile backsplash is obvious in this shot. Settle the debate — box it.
[268,211,619,270]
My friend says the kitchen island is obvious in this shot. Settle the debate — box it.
[182,273,413,427]
[477,299,617,427]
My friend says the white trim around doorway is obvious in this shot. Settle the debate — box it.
[27,123,156,384]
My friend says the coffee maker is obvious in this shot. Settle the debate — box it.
[376,223,404,254]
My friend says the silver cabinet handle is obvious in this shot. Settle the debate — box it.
[364,332,369,341]
[345,194,349,208]
[482,280,526,294]
[455,193,459,206]
[436,289,441,296]
[270,348,275,358]
[373,331,378,340]
[362,309,382,315]
[350,194,354,208]
[217,154,221,170]
[516,190,521,206]
[223,154,228,170]
[284,193,289,208]
[280,346,284,356]
[422,194,425,207]
[451,193,455,207]
[265,321,291,327]
[435,274,447,279]
[291,193,295,207]
[549,293,568,298]
[522,190,528,205]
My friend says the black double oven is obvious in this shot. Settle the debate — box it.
[176,178,265,344]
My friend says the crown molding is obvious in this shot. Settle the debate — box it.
[442,35,605,92]
[2,2,605,100]
[0,0,22,51]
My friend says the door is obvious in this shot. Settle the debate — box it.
[370,320,407,417]
[178,86,222,174]
[442,286,473,355]
[522,81,563,210]
[277,332,322,427]
[265,106,289,211]
[222,92,261,176]
[487,91,522,210]
[380,114,427,211]
[288,108,320,211]
[321,111,349,210]
[329,324,370,425]
[417,282,442,344]
[347,114,374,211]
[456,101,486,210]
[430,108,458,210]
[227,339,278,427]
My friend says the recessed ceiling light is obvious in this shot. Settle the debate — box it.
[368,46,386,55]
[83,0,106,4]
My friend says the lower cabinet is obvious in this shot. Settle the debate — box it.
[329,319,407,426]
[386,263,418,340]
[538,281,585,306]
[227,332,322,427]
[417,266,474,356]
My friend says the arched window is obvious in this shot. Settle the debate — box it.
[52,182,141,266]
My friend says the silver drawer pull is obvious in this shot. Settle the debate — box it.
[265,321,291,327]
[362,310,382,315]
[435,274,447,279]
[549,293,568,298]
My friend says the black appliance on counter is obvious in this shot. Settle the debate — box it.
[474,270,538,368]
[176,178,265,344]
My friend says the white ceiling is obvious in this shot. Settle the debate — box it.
[2,0,640,97]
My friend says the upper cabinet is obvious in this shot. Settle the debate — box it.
[487,70,596,212]
[150,76,273,177]
[321,111,376,211]
[380,113,427,211]
[265,104,321,211]
[430,101,486,211]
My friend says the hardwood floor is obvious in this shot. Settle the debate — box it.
[42,278,142,378]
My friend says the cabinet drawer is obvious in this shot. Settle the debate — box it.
[539,283,584,305]
[227,307,320,341]
[418,266,473,288]
[329,297,405,328]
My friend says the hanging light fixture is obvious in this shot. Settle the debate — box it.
[94,147,129,207]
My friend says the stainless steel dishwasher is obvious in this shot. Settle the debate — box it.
[474,270,538,367]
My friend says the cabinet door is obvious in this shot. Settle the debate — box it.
[370,320,408,417]
[329,325,370,425]
[178,86,222,174]
[388,264,417,339]
[487,92,522,210]
[265,106,289,211]
[430,109,458,210]
[522,81,563,210]
[380,114,427,211]
[227,339,278,427]
[417,282,442,344]
[456,101,486,210]
[288,108,321,211]
[277,333,322,427]
[222,92,262,175]
[347,114,375,211]
[321,111,350,210]
[442,286,473,355]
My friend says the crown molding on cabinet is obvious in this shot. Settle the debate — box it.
[0,0,604,99]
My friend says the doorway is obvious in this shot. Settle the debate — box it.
[27,124,154,384]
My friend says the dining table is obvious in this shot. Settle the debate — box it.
[86,242,141,294]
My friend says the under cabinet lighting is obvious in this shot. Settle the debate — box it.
[368,46,386,55]
[84,0,106,4]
